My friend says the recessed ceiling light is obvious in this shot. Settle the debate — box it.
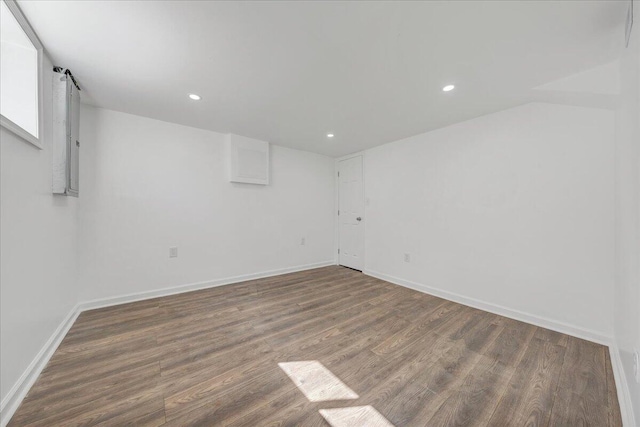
[188,93,201,100]
[442,85,455,92]
[327,133,335,138]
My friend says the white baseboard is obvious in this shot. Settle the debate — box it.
[364,269,612,346]
[78,261,336,311]
[0,304,81,427]
[0,260,335,427]
[609,345,638,427]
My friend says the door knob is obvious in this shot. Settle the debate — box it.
[356,217,362,221]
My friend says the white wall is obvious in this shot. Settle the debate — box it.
[614,3,640,422]
[0,56,78,408]
[363,102,615,340]
[78,106,335,302]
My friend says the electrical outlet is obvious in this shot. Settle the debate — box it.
[634,349,640,383]
[300,237,306,246]
[404,253,411,263]
[169,247,178,258]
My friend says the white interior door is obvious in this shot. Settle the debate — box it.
[338,155,364,271]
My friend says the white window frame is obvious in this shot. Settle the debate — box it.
[1,0,44,149]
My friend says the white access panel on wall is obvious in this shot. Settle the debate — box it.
[227,133,269,185]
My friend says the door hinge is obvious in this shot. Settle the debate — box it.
[338,210,340,216]
[337,171,340,177]
[338,248,340,254]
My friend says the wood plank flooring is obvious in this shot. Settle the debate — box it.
[8,266,622,426]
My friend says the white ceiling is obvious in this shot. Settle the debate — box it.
[19,0,628,157]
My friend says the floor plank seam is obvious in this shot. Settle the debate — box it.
[545,335,572,425]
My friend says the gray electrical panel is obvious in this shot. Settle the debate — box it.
[52,69,80,197]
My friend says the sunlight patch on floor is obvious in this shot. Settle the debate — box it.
[319,405,395,427]
[278,361,359,402]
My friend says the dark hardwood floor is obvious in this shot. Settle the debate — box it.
[8,266,621,426]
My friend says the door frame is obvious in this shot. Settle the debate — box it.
[334,151,366,269]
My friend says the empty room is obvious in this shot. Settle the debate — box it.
[1,0,639,426]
